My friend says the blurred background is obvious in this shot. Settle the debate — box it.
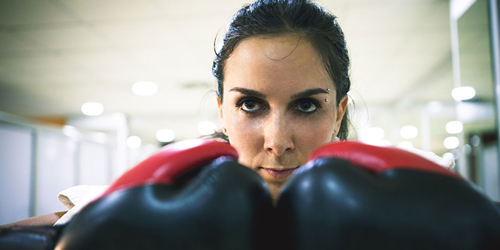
[1,0,499,223]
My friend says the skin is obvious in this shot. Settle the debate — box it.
[218,33,348,199]
[0,211,67,228]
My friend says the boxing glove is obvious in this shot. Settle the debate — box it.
[56,139,275,250]
[0,225,64,250]
[277,141,500,250]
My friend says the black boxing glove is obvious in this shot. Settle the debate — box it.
[277,141,500,250]
[56,139,275,250]
[0,225,64,250]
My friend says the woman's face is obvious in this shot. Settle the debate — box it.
[218,34,348,199]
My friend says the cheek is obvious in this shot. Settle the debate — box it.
[223,108,264,157]
[293,108,336,155]
[295,117,334,150]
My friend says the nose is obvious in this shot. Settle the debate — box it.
[263,111,294,156]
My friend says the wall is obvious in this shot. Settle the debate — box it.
[0,113,113,224]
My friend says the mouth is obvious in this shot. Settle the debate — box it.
[259,166,299,180]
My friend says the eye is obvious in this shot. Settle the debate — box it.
[239,99,263,113]
[295,99,319,113]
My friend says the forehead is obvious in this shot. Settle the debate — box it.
[223,34,333,95]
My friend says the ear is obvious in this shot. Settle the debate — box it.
[333,95,349,137]
[217,96,226,134]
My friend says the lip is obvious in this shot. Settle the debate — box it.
[260,167,299,179]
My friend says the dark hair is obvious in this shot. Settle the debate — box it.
[212,0,351,139]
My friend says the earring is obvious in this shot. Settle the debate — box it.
[331,130,339,142]
[331,137,340,142]
[223,127,227,134]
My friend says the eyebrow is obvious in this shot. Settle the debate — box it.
[229,87,266,98]
[290,88,329,99]
[229,87,329,99]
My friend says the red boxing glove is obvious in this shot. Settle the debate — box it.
[277,141,500,250]
[56,139,275,250]
[309,141,460,179]
[97,139,238,200]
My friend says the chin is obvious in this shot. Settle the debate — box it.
[257,170,296,201]
[266,182,283,201]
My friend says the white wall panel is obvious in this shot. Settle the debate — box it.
[0,124,32,224]
[79,141,110,185]
[35,132,77,216]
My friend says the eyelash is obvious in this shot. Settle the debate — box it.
[235,97,322,115]
[295,98,321,114]
[235,98,263,114]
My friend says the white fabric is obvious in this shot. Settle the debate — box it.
[53,185,108,226]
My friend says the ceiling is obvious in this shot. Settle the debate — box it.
[0,0,494,155]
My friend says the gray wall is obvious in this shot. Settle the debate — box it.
[0,117,113,225]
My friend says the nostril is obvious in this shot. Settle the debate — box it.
[263,134,294,156]
[265,145,292,156]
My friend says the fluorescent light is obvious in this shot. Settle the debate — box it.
[400,126,418,139]
[127,136,142,148]
[398,141,413,149]
[445,121,463,134]
[197,121,216,135]
[452,86,475,101]
[132,81,158,96]
[156,129,175,142]
[444,136,459,149]
[442,152,455,161]
[81,102,104,116]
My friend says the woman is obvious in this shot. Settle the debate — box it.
[1,0,451,228]
[212,0,350,199]
[0,0,347,228]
